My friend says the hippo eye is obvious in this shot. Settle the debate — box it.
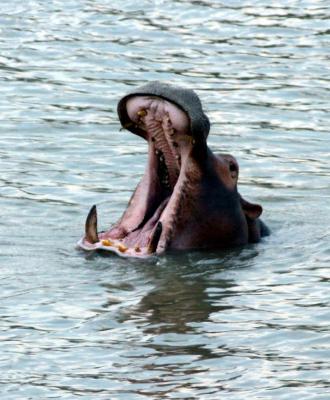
[229,161,238,178]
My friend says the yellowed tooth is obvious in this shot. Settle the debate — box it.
[102,239,113,246]
[117,244,128,253]
[137,109,147,117]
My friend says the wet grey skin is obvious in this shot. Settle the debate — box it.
[81,81,269,258]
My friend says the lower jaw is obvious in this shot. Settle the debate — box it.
[81,198,169,258]
[78,237,154,258]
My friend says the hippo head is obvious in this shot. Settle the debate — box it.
[78,81,267,258]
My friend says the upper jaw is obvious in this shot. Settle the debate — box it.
[117,81,210,143]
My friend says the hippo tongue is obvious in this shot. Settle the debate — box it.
[120,197,169,249]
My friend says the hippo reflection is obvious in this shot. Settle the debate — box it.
[78,81,269,257]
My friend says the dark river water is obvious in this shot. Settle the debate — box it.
[1,1,329,399]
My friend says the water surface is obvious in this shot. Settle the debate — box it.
[0,1,329,399]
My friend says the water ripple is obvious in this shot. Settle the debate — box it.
[0,0,329,398]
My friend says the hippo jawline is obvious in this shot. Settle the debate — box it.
[80,93,203,258]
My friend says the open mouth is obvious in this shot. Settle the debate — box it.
[78,82,267,256]
[79,95,195,257]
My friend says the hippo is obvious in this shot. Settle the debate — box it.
[77,81,269,258]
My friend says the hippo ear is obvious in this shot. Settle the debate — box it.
[240,196,263,220]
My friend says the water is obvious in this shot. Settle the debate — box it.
[0,0,329,398]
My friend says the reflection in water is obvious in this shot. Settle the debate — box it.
[113,248,259,335]
[123,271,235,334]
[133,276,225,334]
